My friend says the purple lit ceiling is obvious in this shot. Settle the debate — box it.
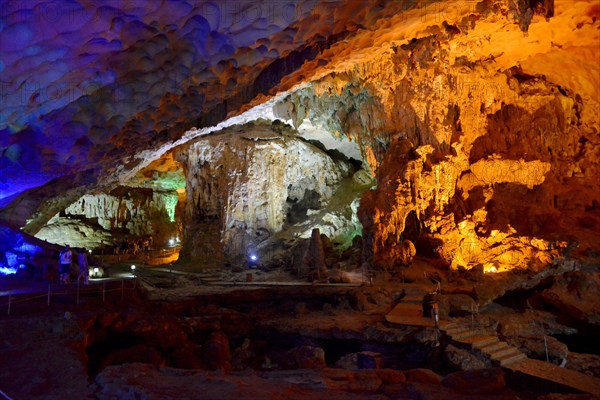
[1,0,324,201]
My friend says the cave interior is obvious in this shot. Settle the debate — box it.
[0,0,599,399]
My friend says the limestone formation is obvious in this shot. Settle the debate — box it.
[34,188,179,249]
[177,124,351,263]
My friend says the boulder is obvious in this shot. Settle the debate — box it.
[505,335,568,364]
[283,345,326,369]
[376,369,406,385]
[335,353,359,369]
[443,294,477,316]
[231,338,255,371]
[351,290,374,311]
[444,344,491,371]
[334,352,382,370]
[131,316,190,352]
[566,352,600,378]
[169,344,204,369]
[539,271,600,326]
[403,368,442,384]
[328,268,352,283]
[321,368,383,392]
[202,331,231,371]
[441,368,506,395]
[357,352,383,369]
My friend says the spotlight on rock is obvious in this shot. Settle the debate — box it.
[247,254,258,269]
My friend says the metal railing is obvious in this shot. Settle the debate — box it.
[0,278,137,316]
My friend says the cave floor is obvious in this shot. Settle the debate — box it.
[1,260,600,399]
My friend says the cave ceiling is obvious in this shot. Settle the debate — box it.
[0,0,599,266]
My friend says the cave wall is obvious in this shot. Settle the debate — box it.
[344,46,598,271]
[177,124,351,264]
[268,14,599,271]
[1,0,598,273]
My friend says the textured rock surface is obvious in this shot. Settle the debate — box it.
[538,271,600,326]
[34,188,179,248]
[444,344,492,371]
[442,368,506,395]
[177,123,351,262]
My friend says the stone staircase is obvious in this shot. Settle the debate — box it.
[443,322,600,395]
[385,284,600,396]
[443,323,526,367]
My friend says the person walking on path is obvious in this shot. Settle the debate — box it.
[59,245,72,284]
[77,248,89,285]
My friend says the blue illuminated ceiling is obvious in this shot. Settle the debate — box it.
[0,0,321,200]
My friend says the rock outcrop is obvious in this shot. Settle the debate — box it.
[177,123,351,263]
[34,187,179,249]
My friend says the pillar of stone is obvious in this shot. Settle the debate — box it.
[301,228,328,281]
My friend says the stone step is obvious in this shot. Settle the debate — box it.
[489,345,521,360]
[445,325,472,337]
[477,340,507,354]
[442,322,459,331]
[460,335,499,349]
[445,325,469,334]
[450,330,478,340]
[497,352,527,367]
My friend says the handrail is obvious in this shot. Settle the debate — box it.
[0,277,137,316]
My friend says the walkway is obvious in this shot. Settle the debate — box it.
[507,358,600,396]
[385,283,452,328]
[385,283,600,397]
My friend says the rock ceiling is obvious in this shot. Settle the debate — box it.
[1,0,599,269]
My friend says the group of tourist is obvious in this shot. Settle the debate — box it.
[58,245,90,285]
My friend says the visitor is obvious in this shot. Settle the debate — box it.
[422,292,435,317]
[77,248,89,285]
[431,301,439,329]
[58,245,72,284]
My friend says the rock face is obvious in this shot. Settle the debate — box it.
[348,37,599,271]
[177,123,351,263]
[444,344,492,371]
[1,0,598,277]
[34,187,179,249]
[442,368,506,395]
[539,271,600,326]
